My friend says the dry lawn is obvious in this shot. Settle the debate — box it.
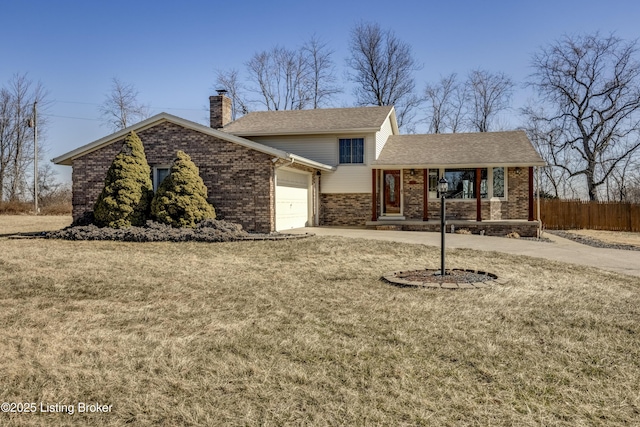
[566,229,640,247]
[0,215,72,236]
[0,218,639,426]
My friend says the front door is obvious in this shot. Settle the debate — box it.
[383,170,401,214]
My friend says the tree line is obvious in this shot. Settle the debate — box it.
[5,23,640,204]
[0,73,49,204]
[215,23,640,202]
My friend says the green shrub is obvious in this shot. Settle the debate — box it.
[151,150,216,228]
[93,131,153,228]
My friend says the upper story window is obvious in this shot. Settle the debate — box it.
[339,138,364,164]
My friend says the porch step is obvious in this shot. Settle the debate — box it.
[366,220,540,237]
[375,225,403,231]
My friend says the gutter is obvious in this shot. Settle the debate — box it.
[274,157,295,169]
[288,153,335,171]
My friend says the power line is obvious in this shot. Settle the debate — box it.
[42,113,101,121]
[54,99,100,106]
[53,99,205,112]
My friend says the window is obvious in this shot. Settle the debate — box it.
[428,169,439,197]
[339,138,364,164]
[492,167,505,198]
[443,168,488,199]
[153,166,171,192]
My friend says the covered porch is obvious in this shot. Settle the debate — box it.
[370,167,538,222]
[369,131,545,237]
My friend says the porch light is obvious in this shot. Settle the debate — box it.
[438,177,448,194]
[438,177,448,276]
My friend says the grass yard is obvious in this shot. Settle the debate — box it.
[0,218,639,426]
[0,215,72,236]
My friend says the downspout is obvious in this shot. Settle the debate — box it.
[273,157,295,170]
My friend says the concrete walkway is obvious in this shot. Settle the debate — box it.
[289,227,640,278]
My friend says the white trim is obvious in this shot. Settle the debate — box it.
[228,127,381,137]
[53,112,335,172]
[432,167,509,201]
[275,167,312,230]
[490,166,508,201]
[380,169,403,217]
[152,165,172,192]
[337,136,366,165]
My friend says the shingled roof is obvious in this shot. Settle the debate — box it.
[223,105,395,136]
[373,131,545,167]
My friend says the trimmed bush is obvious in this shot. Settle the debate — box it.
[151,150,216,228]
[93,131,153,228]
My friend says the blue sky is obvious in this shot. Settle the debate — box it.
[2,0,640,183]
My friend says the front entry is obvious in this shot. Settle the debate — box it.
[383,170,401,214]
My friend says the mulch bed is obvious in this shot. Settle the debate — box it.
[546,230,640,251]
[382,268,506,289]
[39,219,312,243]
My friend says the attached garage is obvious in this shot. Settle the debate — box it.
[275,168,311,231]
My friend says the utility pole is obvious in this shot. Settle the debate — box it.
[27,101,38,214]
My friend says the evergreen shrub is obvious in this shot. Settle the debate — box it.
[93,131,153,228]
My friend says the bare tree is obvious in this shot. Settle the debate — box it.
[621,162,640,203]
[217,36,341,114]
[0,88,13,200]
[301,35,342,108]
[466,69,514,132]
[215,68,250,120]
[423,73,466,133]
[0,73,48,201]
[99,77,150,132]
[247,46,310,111]
[346,22,421,130]
[523,106,583,198]
[527,33,640,201]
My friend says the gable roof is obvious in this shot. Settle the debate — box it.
[222,105,397,136]
[52,113,335,171]
[373,131,545,168]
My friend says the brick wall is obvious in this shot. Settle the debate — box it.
[403,170,424,220]
[317,167,532,227]
[402,167,530,221]
[504,167,530,219]
[71,121,276,232]
[320,193,371,226]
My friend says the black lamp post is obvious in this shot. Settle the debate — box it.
[438,177,448,276]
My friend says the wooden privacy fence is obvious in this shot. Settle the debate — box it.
[540,199,640,232]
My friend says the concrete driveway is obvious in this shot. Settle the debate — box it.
[290,227,640,278]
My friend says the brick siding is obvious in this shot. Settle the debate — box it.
[403,167,530,221]
[320,193,371,226]
[72,121,276,233]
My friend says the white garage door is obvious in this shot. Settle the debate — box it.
[276,169,310,231]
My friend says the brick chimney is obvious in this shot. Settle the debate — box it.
[210,90,232,129]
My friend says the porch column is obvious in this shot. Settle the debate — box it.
[475,168,482,222]
[371,169,377,221]
[528,166,534,221]
[423,169,429,221]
